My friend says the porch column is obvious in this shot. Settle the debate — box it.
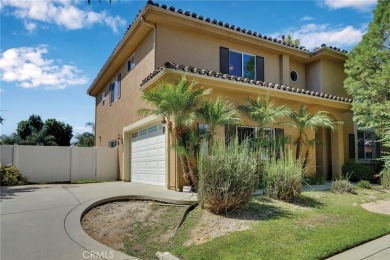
[279,54,289,85]
[331,121,344,179]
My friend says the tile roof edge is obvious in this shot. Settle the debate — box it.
[140,62,353,104]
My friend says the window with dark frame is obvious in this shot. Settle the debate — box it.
[109,73,121,105]
[102,91,105,106]
[357,131,376,160]
[127,54,135,72]
[220,47,264,81]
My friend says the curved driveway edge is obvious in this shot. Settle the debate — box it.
[0,182,197,260]
[64,195,196,260]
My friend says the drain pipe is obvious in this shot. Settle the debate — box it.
[141,15,156,69]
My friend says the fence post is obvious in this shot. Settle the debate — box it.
[94,146,97,181]
[69,146,73,182]
[13,144,18,168]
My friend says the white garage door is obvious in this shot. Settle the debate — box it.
[131,124,166,186]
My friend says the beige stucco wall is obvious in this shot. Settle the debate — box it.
[322,59,349,98]
[156,24,282,84]
[289,59,306,89]
[306,60,322,93]
[95,30,155,180]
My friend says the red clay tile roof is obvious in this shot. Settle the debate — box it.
[140,62,353,104]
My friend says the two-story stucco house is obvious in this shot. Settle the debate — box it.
[88,1,380,191]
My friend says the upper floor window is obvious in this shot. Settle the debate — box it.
[357,131,377,160]
[220,47,264,81]
[110,73,121,105]
[128,54,135,72]
[102,91,105,106]
[229,50,255,79]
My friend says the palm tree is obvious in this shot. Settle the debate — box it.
[238,95,291,142]
[197,96,241,145]
[73,132,94,147]
[0,133,20,145]
[85,122,95,133]
[139,75,210,186]
[19,126,57,146]
[290,105,335,161]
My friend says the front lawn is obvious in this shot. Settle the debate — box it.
[173,187,390,260]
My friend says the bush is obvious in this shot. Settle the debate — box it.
[331,176,356,194]
[304,172,326,185]
[380,167,390,189]
[262,153,303,202]
[198,139,258,214]
[0,164,28,186]
[342,162,378,182]
[355,180,372,189]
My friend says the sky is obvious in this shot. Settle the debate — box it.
[0,0,378,137]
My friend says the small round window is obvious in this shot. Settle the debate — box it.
[290,71,298,82]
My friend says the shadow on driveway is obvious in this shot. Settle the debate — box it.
[0,185,47,201]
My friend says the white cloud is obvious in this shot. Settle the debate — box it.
[0,46,88,90]
[2,0,126,32]
[322,0,377,11]
[73,126,93,134]
[272,23,365,50]
[301,16,314,21]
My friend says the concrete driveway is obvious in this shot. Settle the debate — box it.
[0,182,196,260]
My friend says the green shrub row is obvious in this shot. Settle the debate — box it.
[342,162,379,182]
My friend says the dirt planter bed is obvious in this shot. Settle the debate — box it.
[80,196,196,260]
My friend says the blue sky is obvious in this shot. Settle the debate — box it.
[0,0,377,137]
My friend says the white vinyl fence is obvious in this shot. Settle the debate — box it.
[0,145,118,183]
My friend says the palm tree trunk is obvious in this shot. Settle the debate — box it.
[296,135,303,160]
[302,149,309,171]
[179,154,193,186]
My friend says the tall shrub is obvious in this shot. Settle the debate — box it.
[262,152,303,202]
[198,138,258,213]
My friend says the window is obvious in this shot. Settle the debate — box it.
[109,73,121,105]
[220,47,264,81]
[229,50,255,79]
[225,126,284,159]
[357,131,377,160]
[102,91,105,106]
[127,54,135,72]
[290,71,298,82]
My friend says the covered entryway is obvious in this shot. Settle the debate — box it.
[130,124,166,186]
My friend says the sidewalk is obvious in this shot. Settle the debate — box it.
[327,235,390,260]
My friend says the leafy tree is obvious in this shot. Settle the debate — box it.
[17,115,44,140]
[139,75,210,187]
[13,115,72,146]
[0,116,3,124]
[290,105,335,161]
[344,0,390,167]
[285,34,300,46]
[197,96,241,145]
[44,119,73,146]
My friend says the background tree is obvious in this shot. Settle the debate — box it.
[0,116,3,124]
[17,115,44,140]
[73,122,95,147]
[44,119,73,146]
[344,0,390,167]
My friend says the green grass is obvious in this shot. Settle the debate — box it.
[173,188,390,260]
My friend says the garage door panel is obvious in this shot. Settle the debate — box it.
[131,124,166,186]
